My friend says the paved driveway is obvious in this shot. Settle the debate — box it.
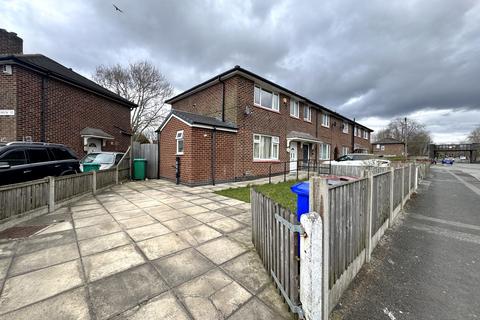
[0,180,292,320]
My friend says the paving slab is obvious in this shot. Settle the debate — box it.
[36,221,73,235]
[222,252,270,294]
[142,205,174,215]
[9,242,79,276]
[257,283,292,319]
[180,205,210,216]
[71,203,103,212]
[76,221,122,241]
[110,209,146,221]
[210,281,252,318]
[230,212,252,225]
[79,231,131,256]
[116,291,189,320]
[216,206,246,217]
[1,287,90,320]
[105,203,139,213]
[196,237,247,265]
[15,231,75,255]
[207,217,245,234]
[154,248,215,287]
[146,209,186,222]
[228,297,279,320]
[177,225,222,246]
[0,260,83,314]
[137,233,190,260]
[162,216,202,232]
[126,223,171,242]
[132,200,163,208]
[89,264,168,320]
[229,228,254,249]
[193,211,226,223]
[0,257,11,280]
[83,245,145,281]
[118,215,156,229]
[0,241,16,258]
[74,214,115,228]
[72,208,108,219]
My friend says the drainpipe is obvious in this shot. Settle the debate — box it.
[211,127,217,185]
[351,117,356,152]
[218,76,225,122]
[40,75,49,142]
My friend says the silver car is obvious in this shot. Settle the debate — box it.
[80,152,125,171]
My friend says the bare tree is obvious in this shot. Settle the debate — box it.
[375,118,433,156]
[467,126,480,143]
[93,61,173,139]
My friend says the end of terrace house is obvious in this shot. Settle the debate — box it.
[156,65,372,186]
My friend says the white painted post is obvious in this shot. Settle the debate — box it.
[307,176,330,320]
[92,171,97,195]
[365,171,373,262]
[48,176,55,213]
[408,163,412,196]
[415,165,419,191]
[401,166,405,209]
[389,167,395,227]
[300,211,323,320]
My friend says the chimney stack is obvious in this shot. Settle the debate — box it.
[0,29,23,55]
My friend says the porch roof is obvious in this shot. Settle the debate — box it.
[286,131,322,144]
[80,127,114,140]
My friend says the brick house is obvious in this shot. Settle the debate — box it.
[372,138,405,157]
[0,29,136,157]
[157,66,372,186]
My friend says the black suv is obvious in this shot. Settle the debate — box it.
[0,142,80,186]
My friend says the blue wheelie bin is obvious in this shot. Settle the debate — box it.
[290,181,310,221]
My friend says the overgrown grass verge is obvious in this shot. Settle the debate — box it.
[214,180,305,212]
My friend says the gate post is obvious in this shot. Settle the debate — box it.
[389,167,395,227]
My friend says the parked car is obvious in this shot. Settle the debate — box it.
[80,152,124,172]
[328,154,391,167]
[0,142,80,186]
[442,157,454,165]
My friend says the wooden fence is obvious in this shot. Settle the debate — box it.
[132,142,158,179]
[0,149,132,227]
[251,188,301,316]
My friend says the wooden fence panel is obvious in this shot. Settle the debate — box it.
[251,189,300,310]
[0,178,49,220]
[372,172,391,234]
[328,178,368,289]
[393,168,403,209]
[55,173,93,202]
[403,167,410,197]
[132,142,158,179]
[97,168,117,189]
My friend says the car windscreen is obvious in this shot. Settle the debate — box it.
[82,153,114,164]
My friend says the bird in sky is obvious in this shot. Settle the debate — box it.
[112,4,124,13]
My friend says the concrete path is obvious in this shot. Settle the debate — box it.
[0,180,292,320]
[331,165,480,320]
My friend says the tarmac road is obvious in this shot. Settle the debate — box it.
[331,165,480,320]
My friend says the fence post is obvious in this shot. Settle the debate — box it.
[389,167,395,227]
[365,170,373,263]
[408,163,412,196]
[269,165,272,184]
[48,176,55,213]
[284,162,287,182]
[401,166,405,210]
[414,164,419,191]
[308,176,330,320]
[300,211,323,320]
[92,171,97,195]
[115,166,119,185]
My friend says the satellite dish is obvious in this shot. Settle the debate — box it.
[244,105,253,115]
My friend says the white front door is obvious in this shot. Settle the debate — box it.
[87,138,102,153]
[290,142,297,172]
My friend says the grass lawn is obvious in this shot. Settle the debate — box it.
[215,180,305,212]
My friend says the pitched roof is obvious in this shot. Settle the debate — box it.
[80,127,114,139]
[157,109,237,132]
[0,54,136,108]
[372,137,404,145]
[165,65,373,132]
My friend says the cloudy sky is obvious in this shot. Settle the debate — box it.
[2,0,479,143]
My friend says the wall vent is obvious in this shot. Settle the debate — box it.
[2,65,12,75]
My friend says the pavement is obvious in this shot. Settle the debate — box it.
[0,179,293,320]
[331,164,480,320]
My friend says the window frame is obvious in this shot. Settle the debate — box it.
[254,85,280,112]
[341,146,349,156]
[290,99,299,118]
[253,133,279,161]
[342,122,349,134]
[319,143,331,160]
[303,105,312,122]
[321,113,330,128]
[176,130,184,155]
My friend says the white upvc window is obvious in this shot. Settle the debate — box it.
[363,130,369,139]
[342,146,349,156]
[254,85,279,111]
[176,130,184,154]
[290,99,299,118]
[376,144,381,149]
[304,106,312,122]
[319,143,331,160]
[381,145,385,151]
[354,127,358,137]
[253,134,279,160]
[321,113,330,127]
[342,122,349,134]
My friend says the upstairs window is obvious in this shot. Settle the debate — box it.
[342,122,349,134]
[321,113,330,127]
[254,85,279,111]
[290,100,299,118]
[354,127,358,137]
[363,130,369,139]
[176,130,184,154]
[253,134,279,160]
[304,106,312,122]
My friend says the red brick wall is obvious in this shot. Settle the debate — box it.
[372,143,405,156]
[168,73,372,184]
[0,29,23,54]
[12,66,131,157]
[158,116,236,185]
[0,65,17,142]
